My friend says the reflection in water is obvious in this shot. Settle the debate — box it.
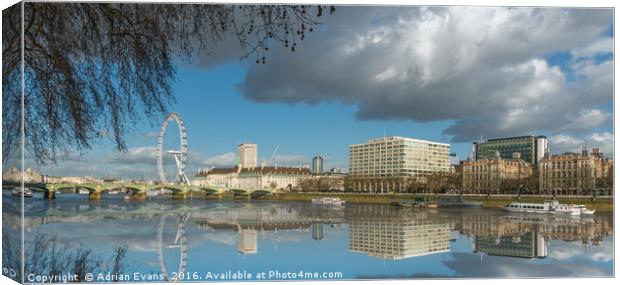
[311,223,324,241]
[347,206,452,260]
[1,194,614,280]
[157,214,189,281]
[474,231,547,259]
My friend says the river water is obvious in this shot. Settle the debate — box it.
[2,192,614,282]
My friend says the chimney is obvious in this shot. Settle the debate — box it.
[591,148,601,156]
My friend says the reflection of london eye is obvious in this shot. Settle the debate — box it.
[156,214,189,282]
[157,112,189,185]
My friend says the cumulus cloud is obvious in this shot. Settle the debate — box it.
[105,146,159,165]
[234,7,612,143]
[549,132,613,155]
[203,152,238,167]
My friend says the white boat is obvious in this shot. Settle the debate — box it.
[11,188,33,198]
[503,200,582,215]
[312,197,346,206]
[575,204,596,215]
[78,189,90,195]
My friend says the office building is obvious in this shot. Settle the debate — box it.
[238,143,258,169]
[312,155,324,174]
[474,135,547,164]
[348,136,450,193]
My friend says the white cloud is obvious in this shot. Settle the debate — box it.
[203,152,237,167]
[571,37,613,59]
[236,7,612,143]
[561,109,611,132]
[549,132,613,155]
[105,146,159,165]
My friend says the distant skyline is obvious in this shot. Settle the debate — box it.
[25,6,612,179]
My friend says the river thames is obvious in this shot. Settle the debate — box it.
[2,192,613,281]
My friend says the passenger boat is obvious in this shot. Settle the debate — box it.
[78,189,90,195]
[502,200,590,215]
[575,204,596,215]
[11,188,33,198]
[312,197,346,206]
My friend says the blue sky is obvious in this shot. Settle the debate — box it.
[31,6,613,179]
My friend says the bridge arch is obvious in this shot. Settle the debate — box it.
[192,186,227,195]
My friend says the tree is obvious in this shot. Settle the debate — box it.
[2,3,334,164]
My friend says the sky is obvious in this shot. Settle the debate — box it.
[29,5,614,179]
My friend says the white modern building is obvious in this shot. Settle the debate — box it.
[238,143,257,169]
[348,136,451,192]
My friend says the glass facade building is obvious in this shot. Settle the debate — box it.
[474,135,548,164]
[312,155,324,174]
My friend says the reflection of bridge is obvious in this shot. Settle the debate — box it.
[11,182,276,200]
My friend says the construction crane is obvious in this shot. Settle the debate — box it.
[269,146,279,166]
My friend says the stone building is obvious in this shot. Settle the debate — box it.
[193,165,311,191]
[462,152,532,194]
[538,147,613,195]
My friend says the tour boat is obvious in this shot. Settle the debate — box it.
[78,189,90,195]
[312,197,346,206]
[575,204,596,215]
[11,188,33,198]
[502,200,587,215]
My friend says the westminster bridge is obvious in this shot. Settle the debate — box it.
[3,181,277,200]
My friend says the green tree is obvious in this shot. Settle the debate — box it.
[2,3,334,164]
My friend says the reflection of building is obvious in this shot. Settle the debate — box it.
[459,213,612,250]
[348,136,451,193]
[462,152,532,193]
[349,213,451,260]
[474,135,547,164]
[193,166,311,190]
[311,223,324,240]
[312,156,324,174]
[238,143,258,169]
[238,227,258,254]
[474,231,547,259]
[538,147,613,195]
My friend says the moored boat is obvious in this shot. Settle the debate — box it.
[503,200,588,215]
[312,197,346,206]
[11,188,33,198]
[575,204,596,215]
[436,196,482,207]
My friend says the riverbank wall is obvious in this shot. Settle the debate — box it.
[260,192,614,212]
